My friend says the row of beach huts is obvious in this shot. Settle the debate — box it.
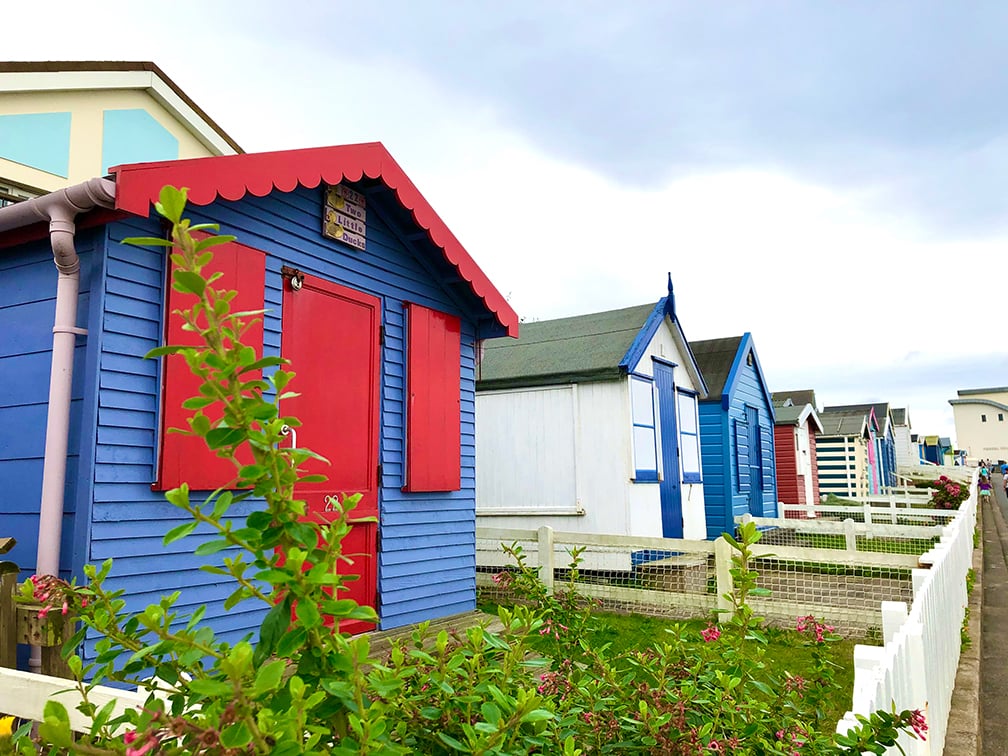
[474,292,949,544]
[0,63,953,660]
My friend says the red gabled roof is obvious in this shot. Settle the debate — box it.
[109,142,518,337]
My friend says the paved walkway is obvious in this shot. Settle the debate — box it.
[979,473,1008,754]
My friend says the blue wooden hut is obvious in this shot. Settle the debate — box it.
[688,334,777,539]
[0,143,518,658]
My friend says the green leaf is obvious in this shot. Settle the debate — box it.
[254,596,291,665]
[253,659,287,695]
[206,426,246,449]
[145,345,187,359]
[123,235,174,248]
[182,396,215,410]
[520,709,555,723]
[211,490,235,518]
[296,600,321,629]
[255,569,292,584]
[188,222,221,233]
[173,270,207,297]
[240,356,285,373]
[156,185,187,223]
[275,626,307,657]
[164,485,190,509]
[480,702,502,725]
[437,732,469,752]
[193,234,236,253]
[163,521,198,546]
[219,722,253,749]
[194,539,232,556]
[188,678,234,697]
[38,700,74,748]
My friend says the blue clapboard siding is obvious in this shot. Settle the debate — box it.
[0,232,101,581]
[698,404,727,538]
[83,181,487,652]
[698,341,778,540]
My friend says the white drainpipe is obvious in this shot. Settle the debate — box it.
[0,178,116,670]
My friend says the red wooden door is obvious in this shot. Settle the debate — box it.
[281,274,381,633]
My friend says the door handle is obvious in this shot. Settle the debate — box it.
[280,424,297,449]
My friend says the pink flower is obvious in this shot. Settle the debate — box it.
[701,624,721,642]
[908,709,928,739]
[123,730,159,756]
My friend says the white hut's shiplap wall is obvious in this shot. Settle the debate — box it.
[475,317,707,542]
[476,380,646,536]
[894,423,917,468]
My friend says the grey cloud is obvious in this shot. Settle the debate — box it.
[246,0,1008,234]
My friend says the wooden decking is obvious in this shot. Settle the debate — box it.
[362,610,505,659]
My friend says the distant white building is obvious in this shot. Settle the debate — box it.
[950,387,1008,463]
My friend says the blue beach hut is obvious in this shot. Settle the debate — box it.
[688,334,778,539]
[0,143,518,661]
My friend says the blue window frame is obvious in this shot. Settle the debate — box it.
[630,375,659,482]
[677,389,701,483]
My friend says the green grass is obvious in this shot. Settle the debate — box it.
[584,611,856,725]
[478,604,857,725]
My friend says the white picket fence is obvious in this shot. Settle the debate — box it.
[0,666,145,734]
[834,470,977,755]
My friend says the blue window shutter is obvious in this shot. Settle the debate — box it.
[735,418,750,494]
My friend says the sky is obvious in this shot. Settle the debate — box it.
[5,1,1007,445]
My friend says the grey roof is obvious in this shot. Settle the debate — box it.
[688,336,744,401]
[891,407,908,426]
[772,389,817,410]
[823,402,890,433]
[774,405,805,424]
[477,302,656,389]
[774,403,825,432]
[958,386,1008,396]
[817,407,869,437]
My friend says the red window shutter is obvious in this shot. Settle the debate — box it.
[405,304,461,492]
[154,239,266,491]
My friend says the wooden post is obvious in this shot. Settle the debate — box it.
[843,518,857,552]
[16,604,73,679]
[889,494,898,525]
[537,525,554,596]
[0,561,18,669]
[714,537,733,623]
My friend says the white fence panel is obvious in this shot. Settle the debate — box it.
[0,667,144,734]
[835,470,977,755]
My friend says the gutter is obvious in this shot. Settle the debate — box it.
[0,178,116,585]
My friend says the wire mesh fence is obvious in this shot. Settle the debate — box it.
[475,505,947,636]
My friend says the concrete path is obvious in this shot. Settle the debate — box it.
[979,473,1008,754]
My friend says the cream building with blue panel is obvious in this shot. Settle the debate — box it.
[0,61,241,204]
